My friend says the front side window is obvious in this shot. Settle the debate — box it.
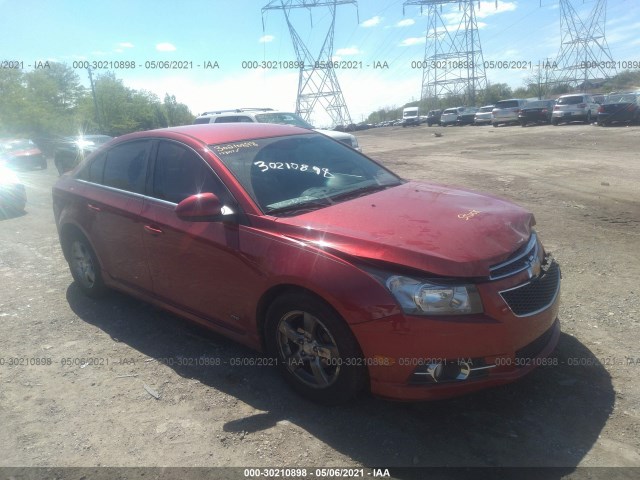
[211,134,402,215]
[102,141,149,194]
[152,141,222,204]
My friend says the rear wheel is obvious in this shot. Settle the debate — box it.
[265,293,366,405]
[552,118,559,126]
[66,233,106,297]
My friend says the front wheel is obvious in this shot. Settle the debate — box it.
[552,118,559,126]
[265,293,366,405]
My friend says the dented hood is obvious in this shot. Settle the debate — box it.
[273,181,534,277]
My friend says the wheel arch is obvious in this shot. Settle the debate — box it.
[58,222,100,267]
[255,284,344,351]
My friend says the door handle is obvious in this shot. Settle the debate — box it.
[144,225,163,235]
[87,203,101,212]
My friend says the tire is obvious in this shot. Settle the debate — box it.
[66,232,106,298]
[585,111,592,124]
[520,121,526,127]
[552,118,559,126]
[492,123,498,128]
[265,292,366,405]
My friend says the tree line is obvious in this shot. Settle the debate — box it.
[0,63,194,147]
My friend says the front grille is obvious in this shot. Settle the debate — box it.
[489,233,539,280]
[500,261,560,317]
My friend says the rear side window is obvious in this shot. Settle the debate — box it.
[194,117,212,124]
[151,141,223,204]
[102,141,149,194]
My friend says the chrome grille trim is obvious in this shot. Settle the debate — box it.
[489,233,539,280]
[499,260,561,317]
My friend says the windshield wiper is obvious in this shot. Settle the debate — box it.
[266,199,331,216]
[329,183,399,202]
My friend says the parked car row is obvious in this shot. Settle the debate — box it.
[420,92,640,128]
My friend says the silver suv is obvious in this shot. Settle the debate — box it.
[194,108,360,151]
[551,94,599,125]
[492,99,528,127]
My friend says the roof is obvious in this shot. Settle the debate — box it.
[116,123,311,146]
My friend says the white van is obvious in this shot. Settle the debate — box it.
[402,106,420,127]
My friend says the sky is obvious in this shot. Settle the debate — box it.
[1,0,639,127]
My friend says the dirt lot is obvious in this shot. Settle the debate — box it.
[1,123,639,478]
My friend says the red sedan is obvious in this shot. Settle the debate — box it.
[1,138,47,170]
[52,123,560,404]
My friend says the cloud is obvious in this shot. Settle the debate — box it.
[259,35,274,43]
[361,16,382,28]
[439,1,516,25]
[156,42,177,52]
[118,42,134,48]
[335,46,362,56]
[396,19,415,27]
[475,1,517,19]
[399,37,425,47]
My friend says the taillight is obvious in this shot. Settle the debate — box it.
[577,103,586,108]
[542,109,548,113]
[553,105,559,110]
[598,105,604,113]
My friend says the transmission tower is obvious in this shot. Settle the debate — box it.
[403,0,488,108]
[262,0,358,127]
[550,0,616,91]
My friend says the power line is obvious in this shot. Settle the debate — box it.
[262,0,358,126]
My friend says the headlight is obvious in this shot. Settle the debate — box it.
[385,275,483,316]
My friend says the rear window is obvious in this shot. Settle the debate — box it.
[494,100,519,109]
[526,101,547,108]
[479,106,494,112]
[606,94,637,103]
[557,96,584,105]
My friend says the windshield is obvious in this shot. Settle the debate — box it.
[254,112,315,129]
[211,133,402,215]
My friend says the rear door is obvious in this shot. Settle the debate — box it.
[78,139,153,292]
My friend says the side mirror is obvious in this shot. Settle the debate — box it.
[175,192,225,222]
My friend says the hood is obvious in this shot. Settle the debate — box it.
[273,181,534,278]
